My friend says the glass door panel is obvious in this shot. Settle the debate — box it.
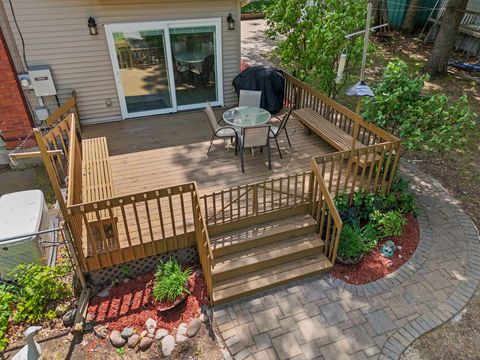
[107,26,175,118]
[169,26,218,108]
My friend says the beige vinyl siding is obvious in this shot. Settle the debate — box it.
[3,0,240,124]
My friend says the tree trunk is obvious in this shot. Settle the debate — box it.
[402,0,422,34]
[423,0,469,77]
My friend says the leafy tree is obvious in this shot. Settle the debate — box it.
[265,0,368,97]
[362,60,476,152]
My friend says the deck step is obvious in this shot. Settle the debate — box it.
[210,213,317,257]
[212,233,325,282]
[212,254,332,305]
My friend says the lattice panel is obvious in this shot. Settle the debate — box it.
[87,247,198,286]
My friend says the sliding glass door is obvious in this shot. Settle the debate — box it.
[106,19,222,119]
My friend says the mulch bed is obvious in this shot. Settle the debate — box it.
[331,214,419,285]
[87,266,208,334]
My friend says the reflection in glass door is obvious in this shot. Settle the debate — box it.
[170,26,218,108]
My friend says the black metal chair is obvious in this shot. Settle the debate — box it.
[269,106,294,159]
[205,102,238,155]
[239,125,272,173]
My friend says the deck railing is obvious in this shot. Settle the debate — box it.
[309,159,343,264]
[67,183,197,271]
[313,141,402,200]
[200,172,311,229]
[192,183,214,300]
[283,72,398,146]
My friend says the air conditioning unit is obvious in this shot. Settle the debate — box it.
[0,190,50,279]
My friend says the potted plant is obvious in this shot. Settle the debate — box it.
[152,259,192,312]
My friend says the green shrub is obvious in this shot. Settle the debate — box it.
[10,264,71,323]
[334,192,350,214]
[397,192,417,215]
[363,59,476,152]
[0,286,15,351]
[153,259,191,302]
[241,0,273,14]
[373,210,406,237]
[337,224,365,260]
[361,223,379,253]
[352,190,383,220]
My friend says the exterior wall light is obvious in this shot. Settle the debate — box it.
[227,13,235,30]
[88,17,98,35]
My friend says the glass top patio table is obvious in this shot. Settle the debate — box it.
[222,106,271,127]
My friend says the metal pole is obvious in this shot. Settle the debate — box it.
[0,228,63,243]
[62,222,87,289]
[360,1,373,82]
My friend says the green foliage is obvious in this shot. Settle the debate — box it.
[242,0,273,14]
[0,286,15,351]
[337,223,379,260]
[265,0,368,96]
[371,210,406,237]
[333,192,350,213]
[352,190,383,220]
[120,265,130,277]
[363,59,476,152]
[153,259,191,302]
[116,347,125,356]
[9,264,71,323]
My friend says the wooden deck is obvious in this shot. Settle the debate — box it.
[83,109,336,197]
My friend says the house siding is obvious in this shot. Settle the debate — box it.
[2,0,240,125]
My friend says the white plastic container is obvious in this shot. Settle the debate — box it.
[0,190,50,279]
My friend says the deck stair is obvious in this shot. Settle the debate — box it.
[209,211,333,305]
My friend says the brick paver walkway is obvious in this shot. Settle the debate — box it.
[213,165,480,360]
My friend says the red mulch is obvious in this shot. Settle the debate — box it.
[87,266,208,334]
[331,214,420,285]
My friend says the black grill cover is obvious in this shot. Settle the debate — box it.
[232,66,285,113]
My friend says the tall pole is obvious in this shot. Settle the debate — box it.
[355,1,373,115]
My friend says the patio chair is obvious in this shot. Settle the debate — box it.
[238,124,272,173]
[239,90,262,108]
[269,106,294,159]
[206,102,238,155]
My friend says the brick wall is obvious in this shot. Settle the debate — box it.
[0,29,35,150]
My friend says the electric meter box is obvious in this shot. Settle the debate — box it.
[28,65,57,97]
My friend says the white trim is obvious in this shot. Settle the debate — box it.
[105,18,223,120]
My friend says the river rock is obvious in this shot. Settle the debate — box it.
[175,323,188,343]
[186,319,201,338]
[198,313,207,323]
[161,335,175,357]
[55,304,69,316]
[93,325,109,339]
[121,327,134,339]
[109,330,126,348]
[139,336,154,351]
[155,328,168,340]
[128,334,140,348]
[62,308,76,327]
[145,318,157,334]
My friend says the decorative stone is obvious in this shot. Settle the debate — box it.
[161,335,175,357]
[128,334,140,348]
[109,330,126,348]
[84,320,95,332]
[93,325,109,339]
[62,308,76,327]
[121,327,134,339]
[175,323,188,343]
[155,328,169,340]
[186,319,201,338]
[55,304,69,316]
[97,288,110,298]
[141,330,148,338]
[198,313,207,323]
[139,336,154,351]
[145,318,157,334]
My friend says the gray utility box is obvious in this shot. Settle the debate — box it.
[28,65,57,97]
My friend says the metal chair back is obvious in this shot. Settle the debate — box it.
[239,90,262,108]
[242,125,270,148]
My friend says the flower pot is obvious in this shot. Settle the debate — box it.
[336,253,364,265]
[153,281,190,313]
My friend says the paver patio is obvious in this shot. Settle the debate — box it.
[213,164,480,360]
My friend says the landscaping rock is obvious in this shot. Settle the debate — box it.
[128,334,140,348]
[186,319,201,337]
[62,308,76,327]
[97,288,110,298]
[55,304,69,316]
[175,323,188,343]
[161,335,175,356]
[145,318,157,334]
[198,313,207,323]
[139,336,154,351]
[121,327,134,339]
[109,330,126,348]
[93,325,109,339]
[155,328,168,340]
